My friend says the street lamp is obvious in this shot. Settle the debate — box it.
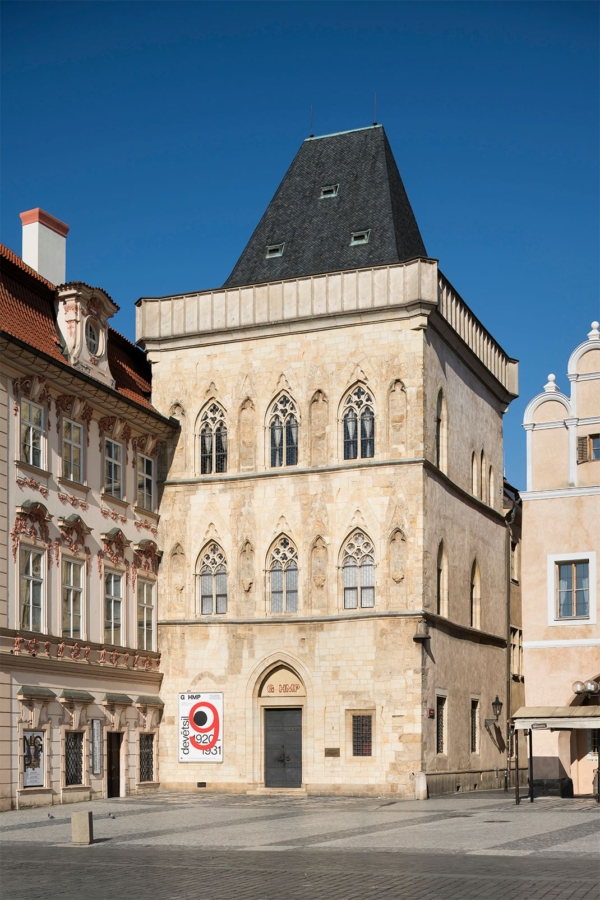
[485,696,503,730]
[572,679,599,695]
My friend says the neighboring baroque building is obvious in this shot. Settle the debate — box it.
[0,211,175,809]
[137,125,520,796]
[516,322,600,796]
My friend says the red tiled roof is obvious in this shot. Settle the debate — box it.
[0,244,65,362]
[1,243,153,411]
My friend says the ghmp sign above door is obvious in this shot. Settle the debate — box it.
[179,693,223,762]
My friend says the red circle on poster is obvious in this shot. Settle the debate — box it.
[188,701,220,751]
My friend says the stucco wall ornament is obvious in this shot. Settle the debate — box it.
[57,641,66,658]
[98,416,132,461]
[59,515,91,555]
[58,492,89,511]
[131,434,159,467]
[16,476,49,499]
[13,636,25,653]
[311,537,328,588]
[101,529,130,567]
[54,395,94,440]
[100,506,126,525]
[27,638,39,655]
[240,540,255,592]
[70,643,82,661]
[10,503,52,561]
[134,518,158,536]
[13,375,52,411]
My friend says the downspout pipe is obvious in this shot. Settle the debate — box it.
[505,503,517,790]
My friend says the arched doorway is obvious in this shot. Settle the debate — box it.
[256,664,307,789]
[569,673,600,797]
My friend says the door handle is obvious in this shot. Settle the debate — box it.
[277,755,285,763]
[285,756,290,762]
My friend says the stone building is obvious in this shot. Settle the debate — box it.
[516,322,600,796]
[137,125,519,797]
[0,211,175,809]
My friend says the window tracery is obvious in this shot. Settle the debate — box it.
[342,531,375,608]
[269,394,298,468]
[343,386,374,460]
[197,542,227,615]
[199,403,227,474]
[269,535,298,613]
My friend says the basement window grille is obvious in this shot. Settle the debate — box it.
[65,731,84,785]
[352,715,372,757]
[320,184,339,198]
[436,696,446,754]
[265,243,285,258]
[350,230,371,246]
[139,734,155,782]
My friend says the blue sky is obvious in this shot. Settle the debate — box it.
[2,1,598,488]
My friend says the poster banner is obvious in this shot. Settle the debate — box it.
[23,731,44,787]
[179,692,223,763]
[91,719,102,775]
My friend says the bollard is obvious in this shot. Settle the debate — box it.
[415,772,428,800]
[72,810,93,845]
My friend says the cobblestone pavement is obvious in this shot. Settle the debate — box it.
[1,792,598,899]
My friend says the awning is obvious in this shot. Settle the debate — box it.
[512,706,600,730]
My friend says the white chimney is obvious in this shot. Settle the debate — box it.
[20,207,69,285]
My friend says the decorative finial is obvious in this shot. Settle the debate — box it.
[544,374,558,393]
[588,321,600,341]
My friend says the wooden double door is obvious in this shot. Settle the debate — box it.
[264,708,302,788]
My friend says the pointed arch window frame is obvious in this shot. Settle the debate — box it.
[341,530,375,609]
[198,402,228,475]
[196,542,228,615]
[268,394,299,469]
[268,535,299,614]
[342,384,375,461]
[470,559,481,629]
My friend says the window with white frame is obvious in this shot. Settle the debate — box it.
[557,561,589,619]
[199,403,228,474]
[62,559,83,639]
[342,531,375,609]
[547,553,596,626]
[269,395,298,468]
[62,418,83,483]
[137,454,154,510]
[104,572,122,645]
[197,543,228,615]
[20,399,43,468]
[588,730,599,759]
[137,580,154,649]
[343,385,374,460]
[104,439,123,499]
[20,547,43,632]
[269,536,298,613]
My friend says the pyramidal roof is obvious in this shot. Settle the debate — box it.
[224,125,427,288]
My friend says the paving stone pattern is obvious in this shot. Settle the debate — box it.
[1,792,598,900]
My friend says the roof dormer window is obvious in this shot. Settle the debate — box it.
[85,319,99,355]
[350,230,371,246]
[266,243,285,258]
[320,184,339,199]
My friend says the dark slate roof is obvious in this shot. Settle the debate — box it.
[224,125,427,288]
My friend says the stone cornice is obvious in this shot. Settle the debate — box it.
[158,610,506,646]
[0,650,163,685]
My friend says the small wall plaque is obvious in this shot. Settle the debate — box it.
[324,747,340,758]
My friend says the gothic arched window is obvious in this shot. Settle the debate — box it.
[342,531,375,609]
[197,542,228,615]
[435,390,447,473]
[470,559,481,629]
[269,395,298,468]
[199,403,227,474]
[437,541,448,617]
[269,535,298,613]
[343,386,374,460]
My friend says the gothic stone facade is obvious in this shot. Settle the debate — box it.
[138,258,519,796]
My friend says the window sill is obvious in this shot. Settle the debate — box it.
[134,506,159,521]
[15,460,51,479]
[62,784,89,791]
[136,781,160,787]
[101,492,129,509]
[58,477,90,494]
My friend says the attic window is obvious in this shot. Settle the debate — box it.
[350,230,371,246]
[265,243,285,258]
[85,319,99,355]
[320,184,339,199]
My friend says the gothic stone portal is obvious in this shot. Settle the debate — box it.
[264,708,302,788]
